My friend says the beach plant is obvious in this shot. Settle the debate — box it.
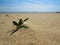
[10,18,29,35]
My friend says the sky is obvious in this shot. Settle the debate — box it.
[0,0,60,12]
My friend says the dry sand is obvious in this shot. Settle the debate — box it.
[0,13,60,45]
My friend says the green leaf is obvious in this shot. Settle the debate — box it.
[21,25,29,29]
[24,18,29,22]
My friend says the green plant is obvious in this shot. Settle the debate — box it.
[10,18,29,35]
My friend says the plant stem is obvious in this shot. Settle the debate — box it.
[11,26,21,35]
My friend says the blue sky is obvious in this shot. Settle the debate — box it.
[0,0,60,12]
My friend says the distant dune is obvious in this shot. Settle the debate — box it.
[0,13,60,45]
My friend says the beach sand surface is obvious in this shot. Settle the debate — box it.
[0,13,60,45]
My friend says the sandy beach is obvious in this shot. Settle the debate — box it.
[0,12,60,45]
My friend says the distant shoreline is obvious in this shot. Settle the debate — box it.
[0,12,59,14]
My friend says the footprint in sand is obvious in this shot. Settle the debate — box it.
[0,21,6,24]
[5,14,10,17]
